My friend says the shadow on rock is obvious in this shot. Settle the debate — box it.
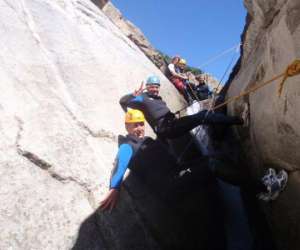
[73,139,226,250]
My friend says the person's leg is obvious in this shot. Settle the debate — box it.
[186,83,198,101]
[158,110,243,138]
[171,78,190,101]
[201,111,244,125]
[209,157,267,194]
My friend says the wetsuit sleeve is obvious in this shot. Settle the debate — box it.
[110,144,133,189]
[119,93,144,112]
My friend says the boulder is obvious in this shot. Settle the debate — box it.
[227,0,300,249]
[0,0,184,249]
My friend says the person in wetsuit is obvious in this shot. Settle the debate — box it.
[119,75,243,140]
[100,109,148,211]
[195,74,211,101]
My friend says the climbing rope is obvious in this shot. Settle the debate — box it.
[198,43,241,68]
[213,59,300,111]
[176,59,300,115]
[175,59,300,164]
[214,48,239,94]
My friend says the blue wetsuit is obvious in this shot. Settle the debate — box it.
[110,134,146,189]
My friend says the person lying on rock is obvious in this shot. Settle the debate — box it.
[119,75,243,140]
[100,109,147,211]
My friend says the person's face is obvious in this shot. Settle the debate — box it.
[146,84,160,96]
[179,63,185,69]
[197,76,205,84]
[126,122,145,138]
[172,57,180,64]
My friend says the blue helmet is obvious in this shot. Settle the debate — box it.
[146,75,160,85]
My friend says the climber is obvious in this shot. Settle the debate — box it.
[195,74,211,101]
[177,59,198,102]
[99,110,288,211]
[166,56,190,102]
[119,75,244,140]
[100,109,148,211]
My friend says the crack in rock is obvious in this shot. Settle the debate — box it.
[62,103,117,141]
[49,173,97,209]
[14,116,96,208]
[18,148,52,170]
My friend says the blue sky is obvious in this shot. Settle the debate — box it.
[111,0,247,83]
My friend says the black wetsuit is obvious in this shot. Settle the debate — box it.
[110,134,147,189]
[196,83,211,101]
[120,92,242,139]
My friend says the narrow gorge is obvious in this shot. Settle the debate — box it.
[0,1,299,250]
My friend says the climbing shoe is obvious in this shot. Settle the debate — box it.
[257,168,288,202]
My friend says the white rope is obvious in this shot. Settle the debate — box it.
[198,43,241,68]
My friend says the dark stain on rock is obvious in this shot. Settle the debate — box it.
[270,45,277,68]
[284,96,288,115]
[263,8,280,29]
[286,2,300,34]
[277,122,297,136]
[256,65,266,83]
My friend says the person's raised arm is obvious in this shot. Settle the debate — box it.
[119,82,145,112]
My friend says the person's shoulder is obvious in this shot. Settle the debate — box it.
[118,135,128,146]
[143,136,153,142]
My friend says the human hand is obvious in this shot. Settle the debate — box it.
[133,81,144,96]
[181,74,188,80]
[100,189,120,212]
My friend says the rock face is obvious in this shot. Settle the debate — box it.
[103,2,167,71]
[91,0,108,9]
[0,0,184,249]
[227,0,300,249]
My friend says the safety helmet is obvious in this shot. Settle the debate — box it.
[146,75,160,85]
[125,109,145,123]
[179,59,187,65]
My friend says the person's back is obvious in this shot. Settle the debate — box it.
[166,56,180,79]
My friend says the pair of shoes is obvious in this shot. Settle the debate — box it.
[257,168,288,202]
